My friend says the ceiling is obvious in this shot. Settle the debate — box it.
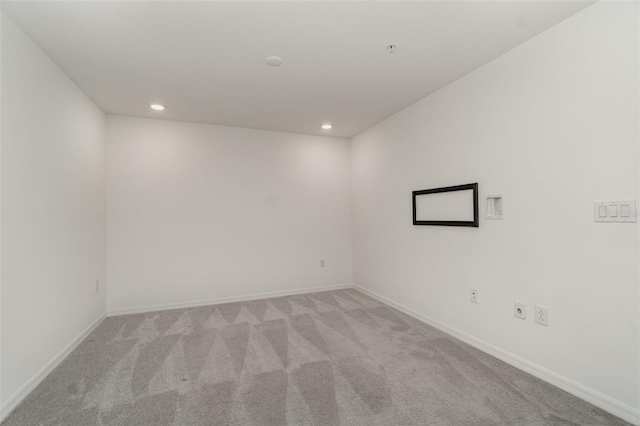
[2,1,594,138]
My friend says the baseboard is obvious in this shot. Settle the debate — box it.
[0,312,107,422]
[107,283,354,317]
[353,285,640,426]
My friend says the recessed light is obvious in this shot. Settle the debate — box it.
[266,56,283,67]
[322,123,332,130]
[149,104,165,111]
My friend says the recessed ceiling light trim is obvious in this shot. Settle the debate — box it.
[322,123,332,130]
[149,103,166,111]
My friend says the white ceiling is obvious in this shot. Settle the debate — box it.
[2,1,594,138]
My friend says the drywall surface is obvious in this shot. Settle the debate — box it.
[1,12,106,407]
[351,1,639,415]
[107,116,352,312]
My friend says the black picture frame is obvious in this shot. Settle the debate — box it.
[412,183,479,227]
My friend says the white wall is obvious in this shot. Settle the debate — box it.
[107,116,352,312]
[1,11,106,408]
[351,1,639,419]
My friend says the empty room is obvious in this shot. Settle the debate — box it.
[1,1,638,425]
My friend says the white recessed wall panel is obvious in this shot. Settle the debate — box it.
[106,116,352,312]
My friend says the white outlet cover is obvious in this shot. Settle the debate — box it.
[470,288,478,303]
[514,301,526,320]
[534,305,549,326]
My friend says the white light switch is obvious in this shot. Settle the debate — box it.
[594,200,636,223]
[621,204,630,217]
[598,205,607,217]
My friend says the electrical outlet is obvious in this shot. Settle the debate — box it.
[534,305,549,326]
[470,288,478,304]
[514,301,526,320]
[320,259,325,268]
[96,279,100,293]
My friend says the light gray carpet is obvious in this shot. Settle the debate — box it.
[3,289,629,425]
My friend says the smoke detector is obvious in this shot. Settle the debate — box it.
[266,56,283,67]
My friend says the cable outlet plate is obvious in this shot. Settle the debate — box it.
[470,288,478,304]
[486,194,503,220]
[514,301,526,320]
[535,305,549,326]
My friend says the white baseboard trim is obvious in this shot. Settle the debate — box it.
[107,283,354,317]
[353,285,640,426]
[0,312,107,422]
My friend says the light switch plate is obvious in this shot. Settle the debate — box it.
[594,200,636,223]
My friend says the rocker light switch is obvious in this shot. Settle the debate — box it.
[621,204,630,217]
[598,205,607,217]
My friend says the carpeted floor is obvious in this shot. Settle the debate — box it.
[3,289,629,425]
